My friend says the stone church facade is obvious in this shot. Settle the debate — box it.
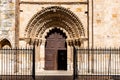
[0,0,120,75]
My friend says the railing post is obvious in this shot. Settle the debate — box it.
[14,47,19,73]
[108,48,111,77]
[73,46,78,80]
[32,44,35,80]
[91,48,94,73]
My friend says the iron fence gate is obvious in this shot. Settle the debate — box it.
[0,47,35,80]
[73,47,120,80]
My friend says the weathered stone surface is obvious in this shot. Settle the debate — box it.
[0,0,15,47]
[0,0,120,75]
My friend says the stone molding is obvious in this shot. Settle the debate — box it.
[25,6,85,39]
[66,37,88,46]
[20,1,88,5]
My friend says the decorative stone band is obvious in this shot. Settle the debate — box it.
[22,37,87,47]
[22,37,46,46]
[66,37,88,46]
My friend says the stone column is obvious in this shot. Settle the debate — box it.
[67,39,74,71]
[70,46,74,70]
[36,41,41,72]
[35,42,40,72]
[67,44,72,71]
[77,45,82,72]
[39,39,46,70]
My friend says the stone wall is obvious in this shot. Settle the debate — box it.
[19,1,88,41]
[1,0,120,75]
[93,0,120,48]
[19,0,120,48]
[18,0,120,74]
[0,0,120,49]
[0,0,15,47]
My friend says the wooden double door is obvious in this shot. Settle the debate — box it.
[45,29,67,70]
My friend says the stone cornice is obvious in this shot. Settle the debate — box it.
[20,1,88,5]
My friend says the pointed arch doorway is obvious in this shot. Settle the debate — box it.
[45,28,67,70]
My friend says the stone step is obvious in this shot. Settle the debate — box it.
[0,75,119,80]
[78,75,111,80]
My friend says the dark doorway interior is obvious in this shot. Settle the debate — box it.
[58,50,67,70]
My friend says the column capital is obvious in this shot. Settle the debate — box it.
[41,39,46,45]
[66,37,88,46]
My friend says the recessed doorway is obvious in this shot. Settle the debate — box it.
[45,28,67,70]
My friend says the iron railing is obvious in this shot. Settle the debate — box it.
[0,47,35,80]
[0,47,120,80]
[73,48,120,80]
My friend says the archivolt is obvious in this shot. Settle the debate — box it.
[42,27,69,39]
[36,20,74,38]
[25,6,85,39]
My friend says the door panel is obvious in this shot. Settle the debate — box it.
[45,61,54,70]
[45,49,56,70]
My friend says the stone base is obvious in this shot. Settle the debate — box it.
[36,71,73,76]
